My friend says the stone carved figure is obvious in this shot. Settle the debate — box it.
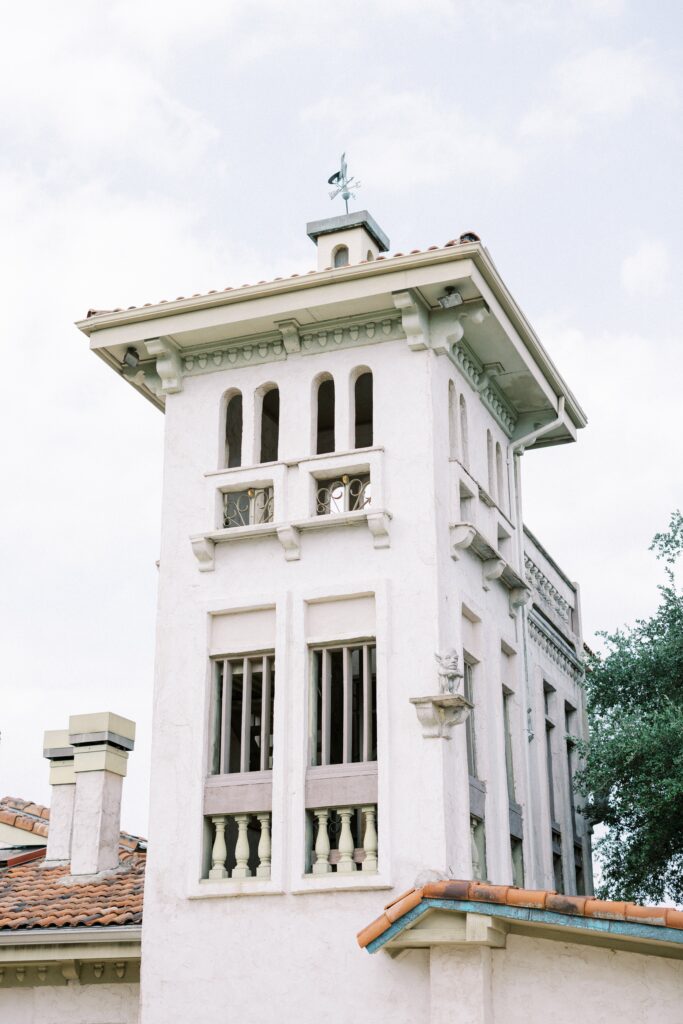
[435,649,463,695]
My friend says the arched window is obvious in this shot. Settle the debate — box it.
[224,392,243,468]
[459,394,469,468]
[448,380,458,459]
[496,442,505,511]
[316,376,335,454]
[487,431,495,499]
[259,386,280,463]
[354,370,373,448]
[333,245,349,268]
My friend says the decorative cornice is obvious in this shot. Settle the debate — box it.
[451,341,517,436]
[528,613,583,681]
[300,312,402,354]
[525,554,572,626]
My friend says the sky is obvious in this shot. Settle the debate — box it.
[1,0,681,837]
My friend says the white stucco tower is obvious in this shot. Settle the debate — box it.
[79,210,591,1024]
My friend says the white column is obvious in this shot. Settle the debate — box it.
[232,814,252,878]
[361,806,378,873]
[430,947,494,1024]
[209,816,228,879]
[312,810,331,874]
[256,813,271,879]
[337,807,355,873]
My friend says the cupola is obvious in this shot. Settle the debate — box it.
[306,210,390,272]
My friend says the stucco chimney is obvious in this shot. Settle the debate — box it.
[43,729,76,862]
[68,712,136,876]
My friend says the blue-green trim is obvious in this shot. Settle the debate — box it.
[365,899,683,954]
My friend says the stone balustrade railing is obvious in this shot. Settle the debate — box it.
[308,805,378,875]
[207,812,271,880]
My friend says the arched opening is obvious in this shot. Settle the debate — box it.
[448,380,458,459]
[487,430,495,498]
[459,394,469,467]
[496,442,505,511]
[224,392,243,468]
[354,370,373,448]
[316,377,335,454]
[333,245,349,268]
[259,386,280,463]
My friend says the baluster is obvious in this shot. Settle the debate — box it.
[361,806,378,873]
[312,809,331,874]
[233,814,252,878]
[470,816,481,881]
[208,815,228,879]
[256,813,271,879]
[337,807,355,873]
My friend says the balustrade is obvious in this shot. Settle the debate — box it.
[316,474,371,515]
[207,812,272,880]
[223,486,274,529]
[307,805,378,875]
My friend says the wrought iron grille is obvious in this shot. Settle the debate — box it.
[316,474,371,515]
[223,487,274,529]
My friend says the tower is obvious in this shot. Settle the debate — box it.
[78,209,590,1023]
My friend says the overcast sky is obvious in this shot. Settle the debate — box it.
[1,0,681,837]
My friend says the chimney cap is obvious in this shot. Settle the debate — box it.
[69,711,136,751]
[306,210,390,252]
[43,729,74,761]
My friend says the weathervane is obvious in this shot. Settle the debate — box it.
[328,153,361,214]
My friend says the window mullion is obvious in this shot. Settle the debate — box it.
[321,648,331,766]
[221,659,232,774]
[342,646,352,763]
[362,645,371,762]
[241,657,252,774]
[261,655,272,772]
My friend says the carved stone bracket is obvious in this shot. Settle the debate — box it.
[409,694,472,739]
[190,535,215,572]
[509,586,531,615]
[482,557,506,590]
[276,319,301,354]
[145,337,183,394]
[449,523,477,560]
[276,525,301,561]
[367,511,391,548]
[393,289,430,351]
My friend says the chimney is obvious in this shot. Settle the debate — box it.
[306,210,389,271]
[43,729,76,862]
[68,712,136,876]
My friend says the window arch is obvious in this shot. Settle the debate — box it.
[496,442,505,511]
[448,380,458,459]
[224,391,243,468]
[487,430,495,499]
[258,384,280,463]
[333,245,349,268]
[353,369,373,448]
[315,375,335,454]
[459,394,469,468]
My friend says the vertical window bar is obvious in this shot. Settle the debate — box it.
[342,647,352,763]
[260,655,272,772]
[321,648,331,766]
[241,657,252,774]
[221,660,232,774]
[362,644,371,762]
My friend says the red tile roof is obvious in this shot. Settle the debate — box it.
[84,233,481,320]
[357,880,683,949]
[0,797,145,931]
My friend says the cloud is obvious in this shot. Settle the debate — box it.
[621,240,671,296]
[303,89,521,193]
[520,46,675,138]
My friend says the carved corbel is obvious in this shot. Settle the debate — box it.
[449,523,476,560]
[145,337,183,394]
[276,319,301,354]
[409,694,472,739]
[482,558,506,590]
[509,586,531,615]
[465,913,507,948]
[61,961,81,983]
[393,289,430,351]
[276,525,301,561]
[367,511,391,549]
[190,535,215,572]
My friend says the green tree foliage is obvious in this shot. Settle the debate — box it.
[575,511,683,904]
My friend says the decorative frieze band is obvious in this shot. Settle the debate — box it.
[451,341,517,436]
[525,555,572,626]
[528,614,583,682]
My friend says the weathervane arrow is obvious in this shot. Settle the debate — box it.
[327,152,361,214]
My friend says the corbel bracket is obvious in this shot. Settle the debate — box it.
[393,289,430,351]
[276,525,301,561]
[145,337,183,394]
[449,523,476,560]
[276,319,301,354]
[482,557,506,591]
[367,511,392,548]
[409,694,472,739]
[509,585,531,615]
[190,535,215,572]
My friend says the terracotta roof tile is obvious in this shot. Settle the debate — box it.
[357,880,683,949]
[83,235,483,322]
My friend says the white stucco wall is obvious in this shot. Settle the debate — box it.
[0,982,139,1024]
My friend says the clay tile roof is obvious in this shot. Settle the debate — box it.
[356,880,683,950]
[83,235,482,322]
[0,797,146,932]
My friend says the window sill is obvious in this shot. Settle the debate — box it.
[189,878,284,900]
[204,447,384,478]
[190,509,392,570]
[291,872,392,895]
